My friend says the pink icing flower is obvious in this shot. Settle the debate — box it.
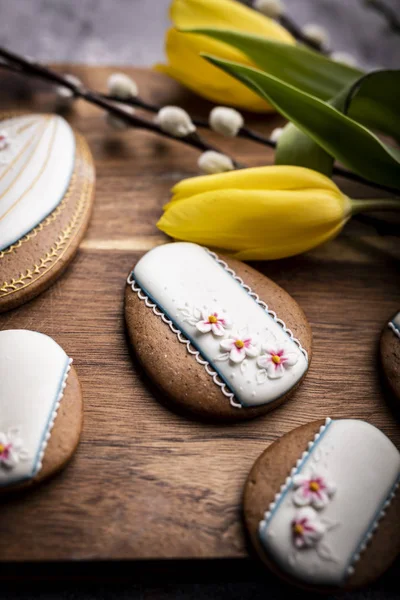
[219,332,259,364]
[257,344,298,379]
[0,431,20,469]
[292,472,336,509]
[196,308,232,337]
[291,507,326,549]
[0,131,9,151]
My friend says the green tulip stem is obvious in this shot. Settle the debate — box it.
[350,198,400,215]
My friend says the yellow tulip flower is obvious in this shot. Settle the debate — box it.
[155,0,294,112]
[157,166,352,260]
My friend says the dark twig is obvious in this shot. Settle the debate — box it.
[0,47,241,166]
[0,47,398,195]
[279,14,329,53]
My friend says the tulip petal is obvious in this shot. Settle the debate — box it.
[170,164,339,203]
[155,29,270,111]
[158,186,350,260]
[170,0,293,42]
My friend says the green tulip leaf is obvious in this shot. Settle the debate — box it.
[187,27,400,139]
[276,70,400,174]
[203,54,400,190]
[332,69,400,139]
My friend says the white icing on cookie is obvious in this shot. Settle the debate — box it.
[389,312,400,340]
[131,243,308,408]
[0,114,75,251]
[0,329,71,487]
[259,419,400,586]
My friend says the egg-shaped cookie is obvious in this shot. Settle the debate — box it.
[0,113,95,313]
[125,242,311,421]
[0,329,83,492]
[380,311,400,401]
[244,418,400,591]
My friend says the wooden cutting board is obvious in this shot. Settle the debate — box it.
[0,65,399,563]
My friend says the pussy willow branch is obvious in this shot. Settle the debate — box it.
[0,47,398,197]
[0,48,397,235]
[363,0,400,33]
[102,91,399,195]
[0,47,241,167]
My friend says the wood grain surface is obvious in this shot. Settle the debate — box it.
[0,66,399,563]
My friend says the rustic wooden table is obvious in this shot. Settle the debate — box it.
[0,66,399,593]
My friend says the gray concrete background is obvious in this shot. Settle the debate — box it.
[0,0,400,69]
[0,1,399,599]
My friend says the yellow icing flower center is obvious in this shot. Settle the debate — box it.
[309,481,320,492]
[272,354,281,364]
[0,444,5,454]
[208,315,218,324]
[235,340,245,349]
[293,523,304,535]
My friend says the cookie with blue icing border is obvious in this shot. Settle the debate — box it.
[380,311,400,401]
[243,418,400,591]
[125,242,312,421]
[0,329,83,492]
[0,113,95,313]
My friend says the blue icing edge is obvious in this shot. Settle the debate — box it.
[259,418,333,536]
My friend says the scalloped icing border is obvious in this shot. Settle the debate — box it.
[127,247,308,409]
[258,417,400,584]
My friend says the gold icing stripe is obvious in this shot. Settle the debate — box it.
[0,171,76,259]
[0,134,93,297]
[0,117,46,185]
[16,119,39,135]
[0,117,57,222]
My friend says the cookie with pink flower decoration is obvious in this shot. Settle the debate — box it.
[125,242,312,421]
[0,329,83,492]
[244,418,400,591]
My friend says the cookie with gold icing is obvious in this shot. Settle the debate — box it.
[0,329,83,492]
[380,311,400,401]
[244,418,400,591]
[125,242,312,421]
[0,113,95,313]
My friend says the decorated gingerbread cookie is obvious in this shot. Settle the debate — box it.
[125,242,312,421]
[0,329,83,492]
[380,312,400,400]
[0,113,95,313]
[244,418,400,591]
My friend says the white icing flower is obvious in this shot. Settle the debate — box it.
[155,106,196,137]
[218,331,260,364]
[291,507,326,549]
[209,106,244,137]
[292,472,336,509]
[257,345,298,379]
[0,131,9,151]
[108,72,138,99]
[198,151,234,174]
[196,308,232,337]
[0,429,26,469]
